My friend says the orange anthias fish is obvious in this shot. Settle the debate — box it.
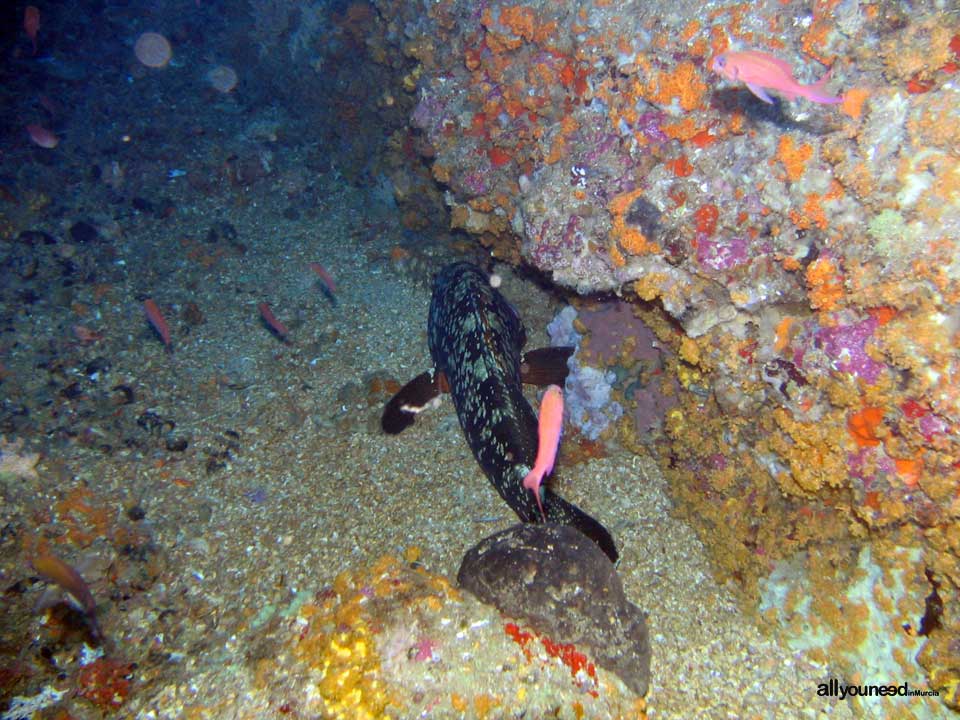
[522,384,564,522]
[143,298,172,349]
[309,262,337,305]
[710,50,843,105]
[25,124,58,149]
[258,301,290,341]
[31,552,105,644]
[24,6,40,55]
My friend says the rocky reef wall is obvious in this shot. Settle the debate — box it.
[341,0,959,710]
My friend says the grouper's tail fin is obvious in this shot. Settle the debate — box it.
[543,491,619,564]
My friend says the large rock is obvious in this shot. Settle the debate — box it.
[458,522,651,695]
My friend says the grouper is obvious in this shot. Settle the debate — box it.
[382,262,619,563]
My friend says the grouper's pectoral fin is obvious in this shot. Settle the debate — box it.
[520,346,574,387]
[381,369,449,434]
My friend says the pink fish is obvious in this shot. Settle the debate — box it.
[710,50,842,105]
[26,124,58,149]
[522,385,564,522]
[24,6,39,55]
[143,298,172,349]
[309,262,337,304]
[32,552,105,644]
[258,301,290,341]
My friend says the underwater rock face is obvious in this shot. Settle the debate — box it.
[374,0,960,704]
[458,522,651,696]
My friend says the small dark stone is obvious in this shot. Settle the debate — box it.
[137,410,174,435]
[205,455,227,475]
[110,384,135,405]
[458,523,652,696]
[206,220,238,245]
[126,505,146,521]
[69,221,99,244]
[85,357,112,378]
[181,301,205,326]
[205,221,246,253]
[4,578,28,595]
[919,568,943,636]
[17,230,57,245]
[58,259,78,278]
[165,437,188,452]
[624,197,662,241]
[59,382,83,400]
[132,197,155,213]
[17,289,40,304]
[13,255,38,280]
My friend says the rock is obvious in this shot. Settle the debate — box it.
[17,230,57,245]
[69,221,99,244]
[457,523,651,695]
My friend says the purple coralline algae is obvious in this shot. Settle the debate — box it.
[696,235,749,272]
[813,316,885,385]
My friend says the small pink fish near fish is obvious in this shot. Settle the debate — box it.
[309,262,337,305]
[710,50,843,105]
[31,551,105,644]
[258,301,290,341]
[26,124,58,149]
[24,6,40,55]
[522,384,564,522]
[143,298,172,350]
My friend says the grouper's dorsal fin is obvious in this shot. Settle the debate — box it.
[381,369,449,434]
[520,346,575,387]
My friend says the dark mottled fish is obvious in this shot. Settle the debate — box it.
[383,262,618,562]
